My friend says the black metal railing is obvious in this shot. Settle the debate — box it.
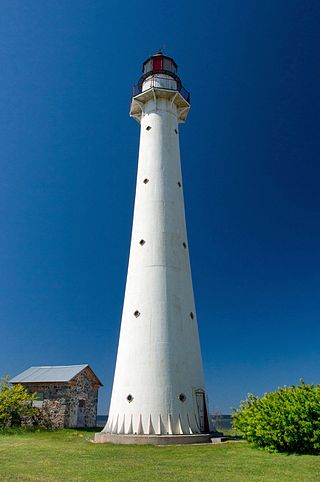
[132,75,190,103]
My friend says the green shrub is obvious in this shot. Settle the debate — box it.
[233,381,320,454]
[0,376,37,428]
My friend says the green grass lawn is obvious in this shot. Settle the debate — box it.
[0,429,319,482]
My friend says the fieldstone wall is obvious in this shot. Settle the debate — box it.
[67,369,99,428]
[40,400,66,428]
[26,383,68,428]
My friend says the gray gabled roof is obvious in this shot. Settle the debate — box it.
[9,364,102,385]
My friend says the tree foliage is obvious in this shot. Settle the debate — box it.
[0,375,37,428]
[233,381,320,454]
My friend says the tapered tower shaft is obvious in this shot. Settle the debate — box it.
[100,53,210,439]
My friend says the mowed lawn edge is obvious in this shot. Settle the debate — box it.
[0,430,319,482]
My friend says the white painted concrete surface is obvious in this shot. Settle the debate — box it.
[103,78,211,436]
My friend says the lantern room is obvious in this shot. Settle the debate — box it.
[137,51,184,96]
[142,51,178,77]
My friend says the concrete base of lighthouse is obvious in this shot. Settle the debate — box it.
[94,432,213,445]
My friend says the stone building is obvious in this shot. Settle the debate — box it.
[10,364,102,428]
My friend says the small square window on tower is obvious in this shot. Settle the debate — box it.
[139,239,146,246]
[143,178,149,184]
[134,310,141,318]
[146,126,152,131]
[182,242,187,249]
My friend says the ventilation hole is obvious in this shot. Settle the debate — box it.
[182,242,187,249]
[178,182,181,187]
[146,126,152,131]
[127,394,134,403]
[143,178,149,184]
[179,393,186,402]
[139,239,146,246]
[190,312,194,320]
[134,310,141,318]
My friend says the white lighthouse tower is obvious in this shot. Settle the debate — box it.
[95,52,212,444]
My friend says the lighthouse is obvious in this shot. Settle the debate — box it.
[95,52,212,444]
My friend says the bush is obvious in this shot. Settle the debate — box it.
[233,381,320,454]
[0,376,37,428]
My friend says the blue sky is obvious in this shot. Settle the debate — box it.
[1,0,319,413]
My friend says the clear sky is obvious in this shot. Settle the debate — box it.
[1,0,320,414]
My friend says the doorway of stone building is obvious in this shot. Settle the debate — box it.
[77,399,86,427]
